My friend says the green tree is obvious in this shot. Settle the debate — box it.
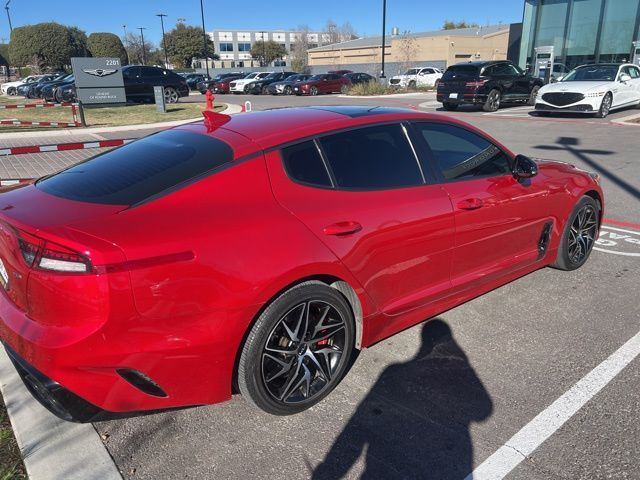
[87,33,128,65]
[69,26,90,57]
[163,22,216,69]
[8,23,86,71]
[251,40,287,67]
[442,20,480,30]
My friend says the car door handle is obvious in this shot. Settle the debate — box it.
[323,221,363,236]
[456,198,484,210]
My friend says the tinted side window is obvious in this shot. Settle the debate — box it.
[630,67,640,79]
[281,141,332,188]
[140,67,159,78]
[122,67,140,79]
[416,123,511,180]
[36,130,234,205]
[320,124,423,189]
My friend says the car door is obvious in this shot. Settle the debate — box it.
[265,123,455,330]
[616,66,638,106]
[491,62,518,100]
[411,121,552,291]
[629,66,640,102]
[122,66,143,100]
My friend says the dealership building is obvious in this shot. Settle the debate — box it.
[519,0,640,70]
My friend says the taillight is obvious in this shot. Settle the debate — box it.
[466,80,488,88]
[17,231,93,273]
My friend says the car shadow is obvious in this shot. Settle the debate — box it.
[312,319,492,480]
[534,136,640,200]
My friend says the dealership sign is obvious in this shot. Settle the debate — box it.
[71,57,126,104]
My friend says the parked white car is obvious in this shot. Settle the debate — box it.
[535,63,640,118]
[389,67,442,88]
[229,72,273,94]
[1,75,45,95]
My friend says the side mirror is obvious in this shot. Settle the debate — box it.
[513,154,538,179]
[620,74,632,83]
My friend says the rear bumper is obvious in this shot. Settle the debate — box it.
[437,92,487,105]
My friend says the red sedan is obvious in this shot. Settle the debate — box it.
[0,106,602,421]
[212,75,244,94]
[294,73,351,95]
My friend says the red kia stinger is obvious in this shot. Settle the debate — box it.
[0,106,603,422]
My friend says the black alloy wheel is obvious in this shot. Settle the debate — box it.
[553,196,599,271]
[238,282,355,415]
[483,89,501,112]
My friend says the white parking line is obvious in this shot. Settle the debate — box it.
[466,329,640,480]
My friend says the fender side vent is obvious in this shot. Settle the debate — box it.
[116,369,168,398]
[538,221,553,259]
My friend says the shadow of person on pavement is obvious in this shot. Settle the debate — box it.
[312,318,493,480]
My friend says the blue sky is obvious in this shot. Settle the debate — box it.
[1,0,524,45]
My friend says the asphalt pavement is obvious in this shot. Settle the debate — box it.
[2,91,640,479]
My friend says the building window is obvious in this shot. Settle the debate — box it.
[219,42,234,52]
[238,43,251,52]
[564,0,602,67]
[599,0,640,63]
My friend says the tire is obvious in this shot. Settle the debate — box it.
[244,85,251,94]
[595,93,612,118]
[284,86,293,95]
[7,87,16,96]
[442,102,458,111]
[483,89,501,112]
[408,80,416,89]
[238,282,355,415]
[310,86,319,96]
[552,196,600,271]
[528,85,540,106]
[164,87,179,104]
[340,84,349,94]
[54,89,63,104]
[262,86,269,95]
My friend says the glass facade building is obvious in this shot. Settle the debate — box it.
[519,0,640,70]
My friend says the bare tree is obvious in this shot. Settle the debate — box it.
[125,32,154,65]
[290,25,310,73]
[338,21,357,41]
[324,19,340,44]
[396,31,418,75]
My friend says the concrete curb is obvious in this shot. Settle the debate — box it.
[338,92,436,99]
[611,111,640,126]
[0,347,122,480]
[0,103,241,140]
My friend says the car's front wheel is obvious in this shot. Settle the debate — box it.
[7,87,16,96]
[310,86,319,96]
[238,282,355,415]
[596,93,612,118]
[442,102,458,111]
[528,85,540,106]
[552,195,600,271]
[164,87,179,104]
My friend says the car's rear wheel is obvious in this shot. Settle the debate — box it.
[310,86,319,96]
[164,87,179,104]
[528,85,540,106]
[483,89,501,112]
[238,282,355,415]
[596,93,612,118]
[284,86,292,95]
[442,102,458,111]
[552,196,599,271]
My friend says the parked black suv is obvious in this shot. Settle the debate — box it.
[122,66,189,103]
[247,71,298,94]
[437,61,543,112]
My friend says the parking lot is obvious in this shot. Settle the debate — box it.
[43,93,635,479]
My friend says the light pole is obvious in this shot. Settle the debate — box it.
[199,0,210,79]
[156,14,169,68]
[138,27,146,65]
[261,31,266,67]
[4,0,12,32]
[380,0,387,79]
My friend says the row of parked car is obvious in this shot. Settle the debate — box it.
[435,59,640,118]
[195,70,376,96]
[1,66,190,104]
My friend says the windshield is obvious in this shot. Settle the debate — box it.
[405,69,420,75]
[244,73,260,79]
[288,75,306,82]
[256,73,271,79]
[264,73,280,80]
[562,66,619,82]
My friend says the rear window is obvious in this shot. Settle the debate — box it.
[36,130,234,205]
[442,66,480,81]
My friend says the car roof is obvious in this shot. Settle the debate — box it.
[451,60,510,67]
[177,106,505,157]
